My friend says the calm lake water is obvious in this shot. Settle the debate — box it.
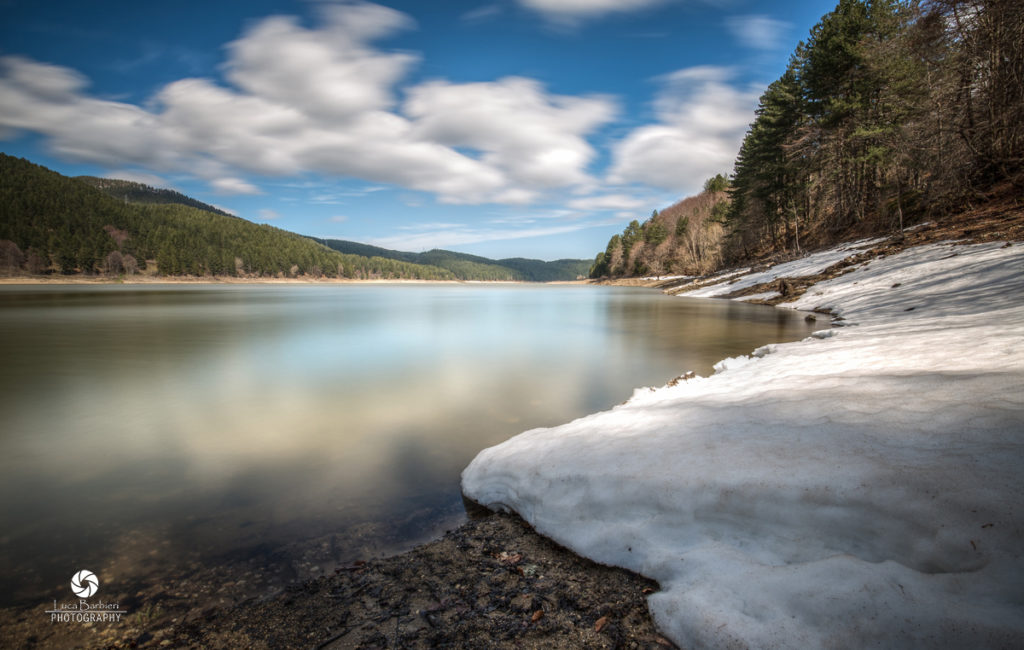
[0,284,824,608]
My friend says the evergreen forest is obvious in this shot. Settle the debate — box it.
[0,154,588,281]
[318,239,591,282]
[591,0,1022,278]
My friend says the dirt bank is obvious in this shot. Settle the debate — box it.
[176,512,673,649]
[2,512,673,649]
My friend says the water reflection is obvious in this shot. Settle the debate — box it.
[0,284,824,606]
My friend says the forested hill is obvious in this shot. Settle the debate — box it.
[317,238,591,282]
[495,257,592,283]
[0,154,456,279]
[0,154,591,281]
[77,176,236,217]
[591,0,1023,279]
[591,175,730,278]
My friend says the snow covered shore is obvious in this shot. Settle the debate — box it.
[462,240,1024,648]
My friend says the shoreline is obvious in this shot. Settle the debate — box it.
[463,228,1024,646]
[2,512,675,649]
[0,275,528,285]
[0,275,596,287]
[5,210,1021,648]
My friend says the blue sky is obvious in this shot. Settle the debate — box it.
[0,0,835,260]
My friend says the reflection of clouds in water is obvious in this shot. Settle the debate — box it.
[0,285,821,602]
[4,335,593,509]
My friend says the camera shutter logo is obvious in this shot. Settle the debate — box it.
[70,570,99,598]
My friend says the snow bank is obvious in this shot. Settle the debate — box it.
[731,290,781,302]
[681,237,884,298]
[463,241,1024,648]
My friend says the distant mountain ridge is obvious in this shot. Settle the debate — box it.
[317,239,591,282]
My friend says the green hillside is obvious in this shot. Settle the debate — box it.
[318,238,590,281]
[412,250,527,281]
[494,257,591,283]
[0,154,589,281]
[0,154,455,280]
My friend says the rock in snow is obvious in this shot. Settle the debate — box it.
[462,241,1024,648]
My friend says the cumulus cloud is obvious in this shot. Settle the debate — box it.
[223,3,417,121]
[405,77,617,194]
[0,56,165,167]
[0,2,614,206]
[1,56,88,99]
[607,66,758,195]
[725,15,792,51]
[155,78,307,176]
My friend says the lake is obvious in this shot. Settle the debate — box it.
[0,283,824,609]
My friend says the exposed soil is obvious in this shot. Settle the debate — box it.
[654,195,1024,307]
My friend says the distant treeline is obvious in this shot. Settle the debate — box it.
[318,239,591,282]
[78,176,236,217]
[593,0,1023,278]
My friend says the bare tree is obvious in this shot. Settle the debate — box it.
[0,240,25,274]
[103,225,131,249]
[122,254,138,275]
[105,250,125,275]
[24,250,46,274]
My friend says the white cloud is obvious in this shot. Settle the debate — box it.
[211,177,263,195]
[368,219,606,251]
[328,215,349,223]
[608,66,758,195]
[155,78,307,176]
[0,56,167,167]
[486,208,576,226]
[223,4,417,121]
[258,208,281,220]
[405,77,617,194]
[726,15,791,51]
[519,0,669,24]
[306,185,387,204]
[567,193,649,212]
[2,55,87,99]
[0,3,615,207]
